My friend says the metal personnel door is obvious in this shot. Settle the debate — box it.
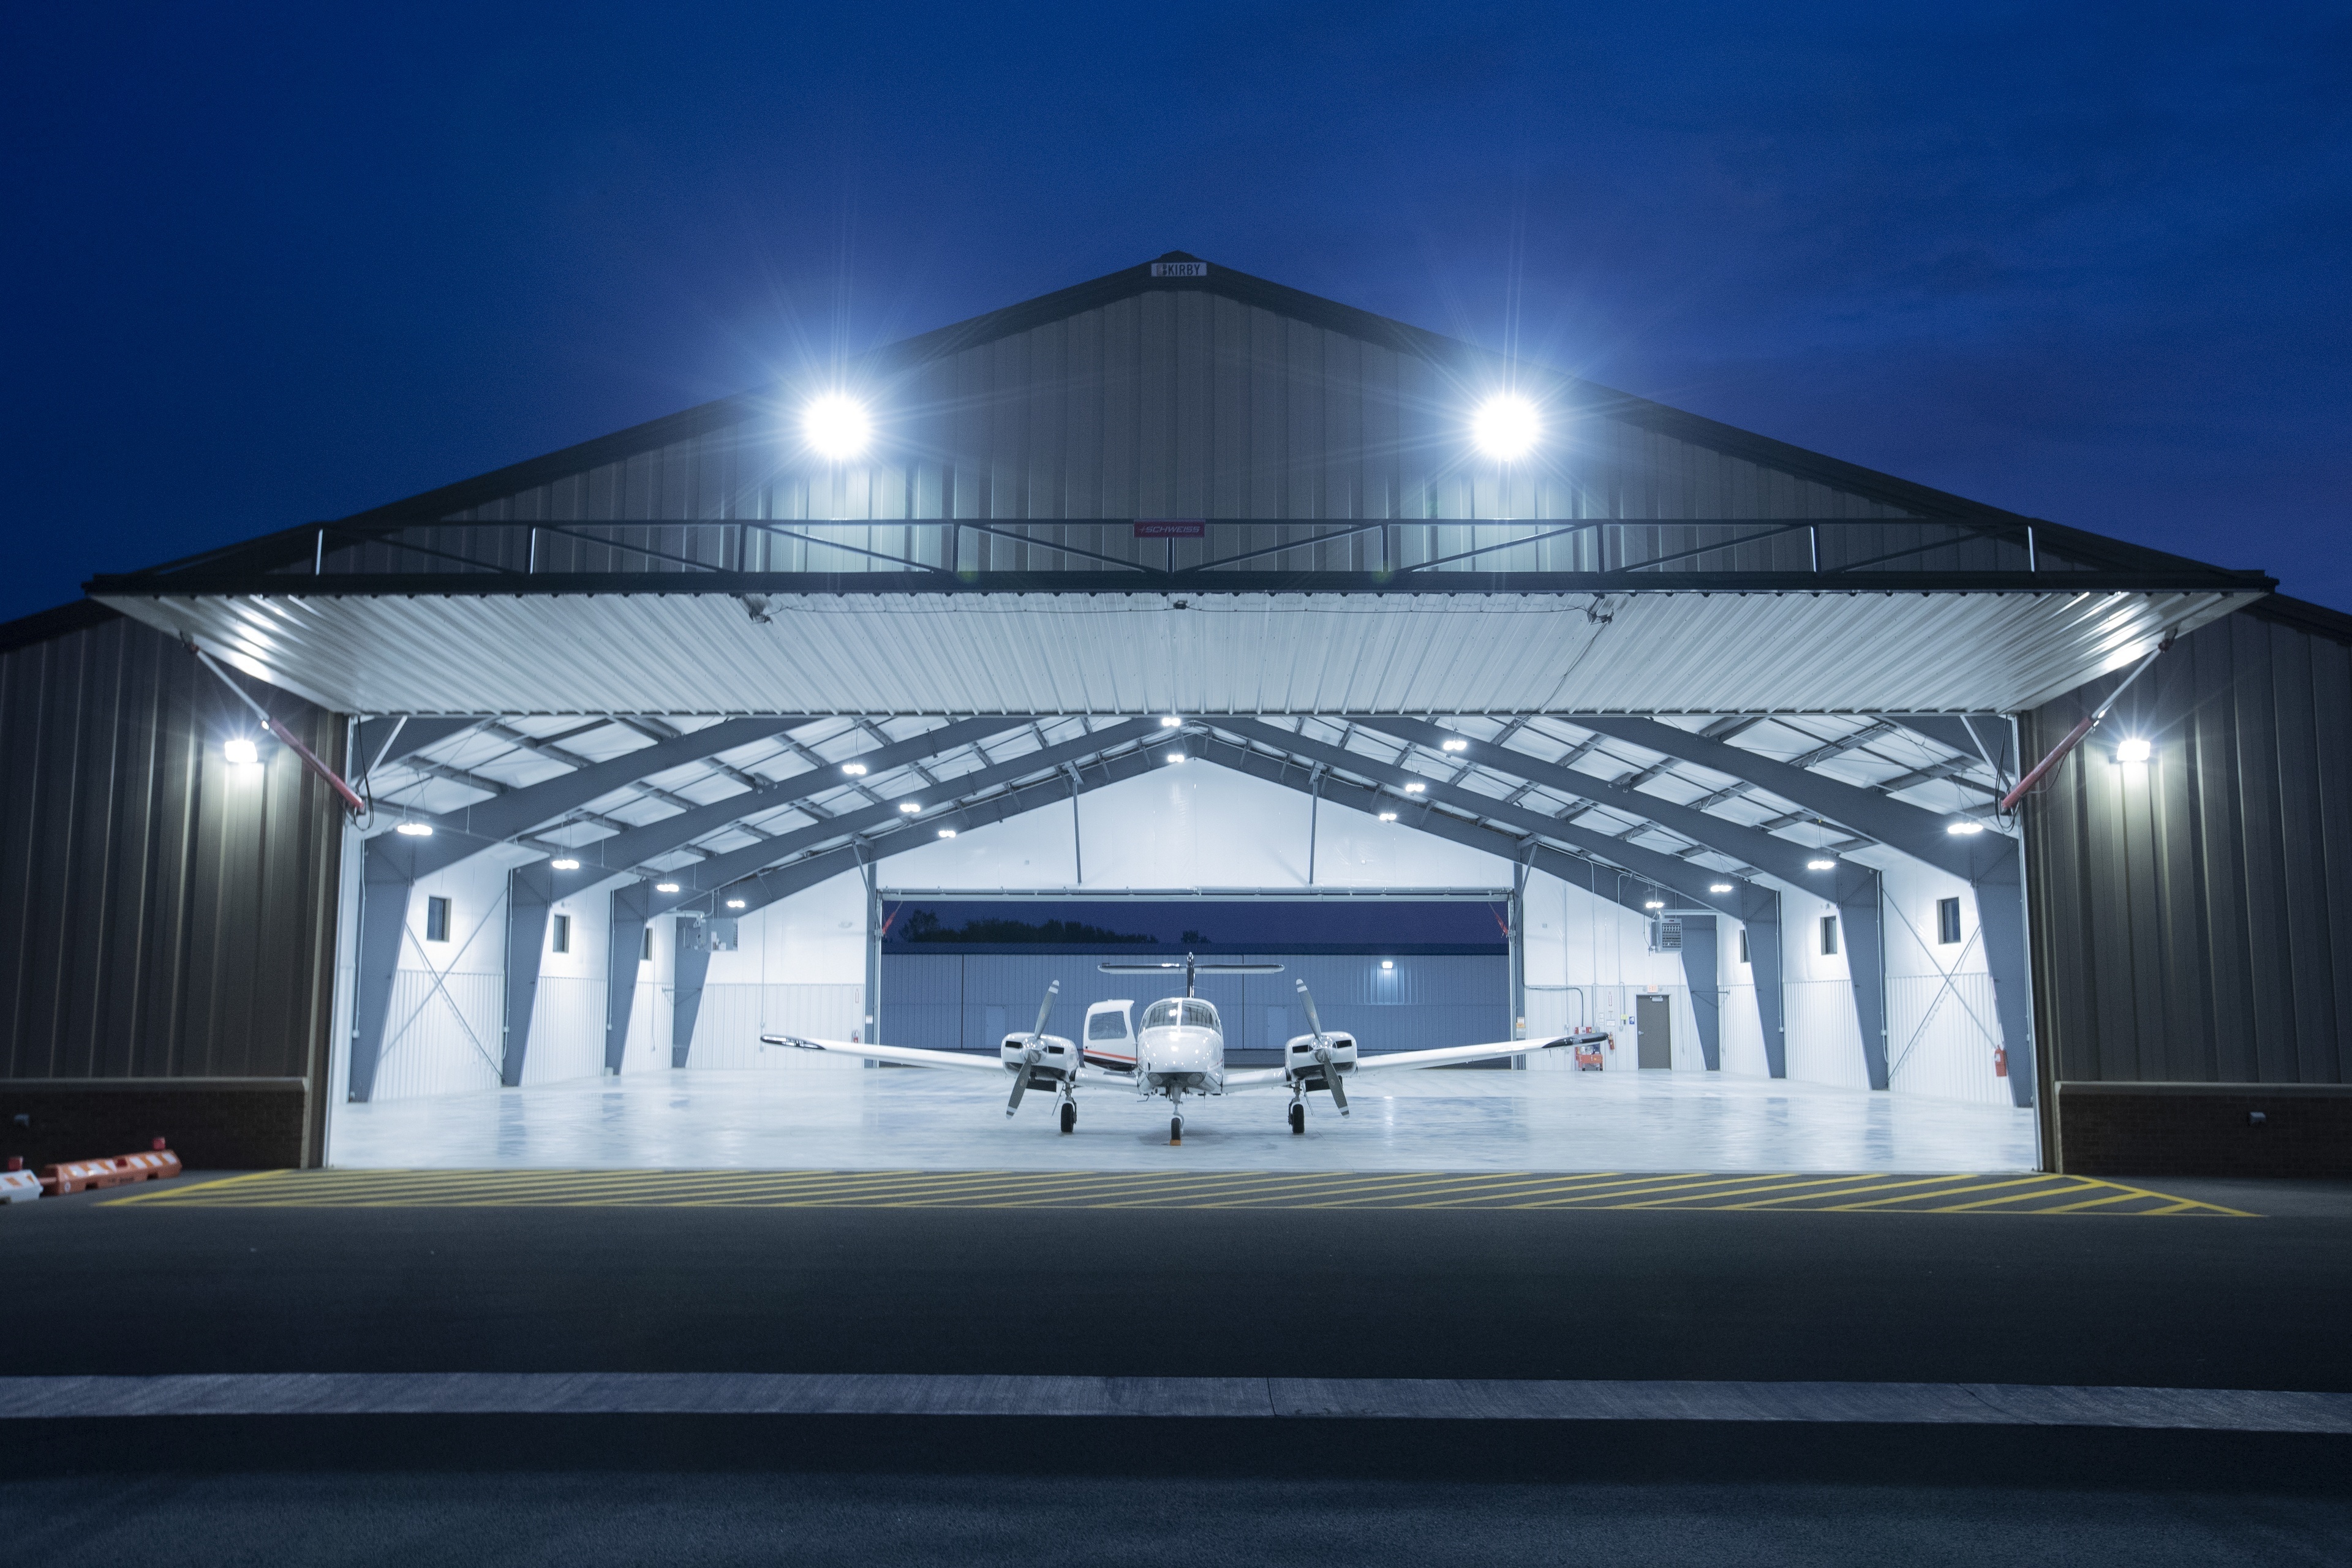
[1635,993,1673,1069]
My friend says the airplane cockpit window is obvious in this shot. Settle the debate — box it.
[1181,999,1218,1030]
[1087,1009,1130,1041]
[1141,1001,1178,1030]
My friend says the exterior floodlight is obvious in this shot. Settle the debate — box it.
[1380,960,1395,971]
[1166,753,1186,764]
[394,821,432,837]
[1806,858,1836,871]
[551,858,580,871]
[1946,820,1985,835]
[1377,811,1398,822]
[842,763,868,777]
[1471,394,1540,460]
[725,898,747,910]
[1159,715,1182,728]
[1709,883,1734,894]
[937,828,957,839]
[223,737,259,766]
[898,802,921,813]
[1402,782,1426,794]
[2116,737,2152,764]
[1644,899,1665,910]
[655,881,681,894]
[1440,738,1468,753]
[802,394,871,460]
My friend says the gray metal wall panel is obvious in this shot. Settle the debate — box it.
[2027,607,2351,1086]
[0,614,342,1088]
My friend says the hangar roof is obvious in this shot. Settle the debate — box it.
[87,251,2269,715]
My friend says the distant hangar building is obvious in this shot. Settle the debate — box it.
[1,252,2345,1178]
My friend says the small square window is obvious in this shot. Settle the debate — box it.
[426,896,451,943]
[1737,929,1751,965]
[551,913,571,955]
[641,926,654,962]
[1936,897,1962,946]
[1819,914,1839,957]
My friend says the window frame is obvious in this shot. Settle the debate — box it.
[1819,914,1839,957]
[551,913,571,955]
[1936,896,1962,946]
[425,895,451,943]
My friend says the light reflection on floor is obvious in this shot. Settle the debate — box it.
[328,1067,2038,1173]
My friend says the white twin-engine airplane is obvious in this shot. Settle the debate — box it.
[761,954,1606,1144]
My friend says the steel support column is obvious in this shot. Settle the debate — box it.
[1678,915,1722,1071]
[671,916,710,1069]
[1833,865,1890,1090]
[502,862,555,1086]
[346,841,417,1104]
[1738,886,1788,1079]
[604,881,651,1074]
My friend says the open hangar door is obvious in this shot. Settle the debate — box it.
[317,716,2036,1174]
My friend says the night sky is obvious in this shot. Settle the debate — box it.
[6,4,2344,620]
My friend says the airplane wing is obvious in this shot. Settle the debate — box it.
[1222,1030,1608,1090]
[760,1033,1007,1074]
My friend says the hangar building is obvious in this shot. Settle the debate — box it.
[2,254,2345,1177]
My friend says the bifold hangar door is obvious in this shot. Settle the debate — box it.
[881,951,1509,1058]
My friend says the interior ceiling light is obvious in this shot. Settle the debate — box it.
[1471,394,1540,461]
[1946,820,1986,835]
[223,737,259,766]
[725,898,747,910]
[655,881,681,894]
[842,763,868,777]
[801,393,871,461]
[1440,738,1468,753]
[1807,858,1836,871]
[1709,883,1734,894]
[899,802,921,813]
[551,858,580,871]
[2116,737,2152,764]
[1166,753,1186,764]
[1644,899,1665,910]
[394,821,432,837]
[937,827,957,839]
[1159,715,1182,728]
[1377,811,1398,822]
[1402,782,1426,793]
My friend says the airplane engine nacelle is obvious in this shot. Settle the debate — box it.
[1000,1033,1079,1087]
[1284,1031,1357,1092]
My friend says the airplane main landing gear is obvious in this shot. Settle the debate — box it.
[1060,1101,1077,1135]
[1288,1101,1306,1136]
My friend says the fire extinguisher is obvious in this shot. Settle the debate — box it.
[1992,1047,2008,1078]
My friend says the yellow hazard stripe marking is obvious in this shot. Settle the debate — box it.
[102,1167,2253,1216]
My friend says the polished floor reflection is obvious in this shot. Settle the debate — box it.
[328,1066,2038,1172]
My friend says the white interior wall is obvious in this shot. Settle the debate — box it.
[690,869,870,1072]
[1879,856,2012,1107]
[369,850,522,1102]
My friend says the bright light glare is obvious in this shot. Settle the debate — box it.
[1440,739,1468,752]
[1166,753,1186,764]
[898,802,921,813]
[2116,737,2152,764]
[937,828,957,839]
[842,763,868,777]
[725,899,747,910]
[1159,715,1182,728]
[394,821,432,837]
[1471,395,1540,460]
[802,394,871,460]
[655,882,681,894]
[1947,820,1986,835]
[1402,782,1426,794]
[551,858,580,870]
[1644,900,1665,910]
[1709,883,1734,893]
[224,737,259,766]
[1380,960,1395,971]
[1377,811,1398,822]
[1807,858,1836,870]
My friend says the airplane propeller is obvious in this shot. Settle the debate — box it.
[1296,979,1349,1115]
[1004,979,1059,1118]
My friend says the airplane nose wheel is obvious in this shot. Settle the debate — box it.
[1169,1114,1183,1145]
[1059,1101,1076,1135]
[1288,1102,1305,1136]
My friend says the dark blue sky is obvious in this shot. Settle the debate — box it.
[6,3,2344,619]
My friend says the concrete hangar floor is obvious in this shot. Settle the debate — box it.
[326,1064,2038,1172]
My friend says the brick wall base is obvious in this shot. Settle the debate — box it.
[1,1079,309,1171]
[2059,1082,2352,1178]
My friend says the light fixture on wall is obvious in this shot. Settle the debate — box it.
[801,393,872,460]
[551,858,580,870]
[223,737,259,766]
[655,882,681,894]
[2116,737,2152,764]
[1471,394,1540,460]
[1166,753,1186,764]
[394,821,432,837]
[1379,960,1395,971]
